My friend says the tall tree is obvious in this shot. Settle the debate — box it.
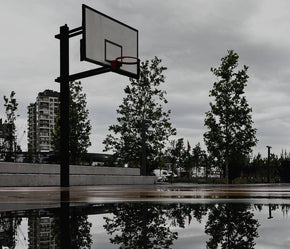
[204,50,257,183]
[2,91,19,161]
[191,143,207,178]
[51,81,92,165]
[103,57,176,171]
[166,138,186,173]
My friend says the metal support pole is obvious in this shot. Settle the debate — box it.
[59,25,70,190]
[267,146,271,183]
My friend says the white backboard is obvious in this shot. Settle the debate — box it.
[82,5,139,78]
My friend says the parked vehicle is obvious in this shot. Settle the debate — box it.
[153,169,177,182]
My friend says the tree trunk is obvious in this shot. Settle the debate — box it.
[225,157,229,184]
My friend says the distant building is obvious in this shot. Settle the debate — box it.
[27,90,60,153]
[27,104,37,152]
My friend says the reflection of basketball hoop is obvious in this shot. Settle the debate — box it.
[111,56,140,70]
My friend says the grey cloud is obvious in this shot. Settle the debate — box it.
[2,0,290,156]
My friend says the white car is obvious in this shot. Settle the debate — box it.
[153,169,176,182]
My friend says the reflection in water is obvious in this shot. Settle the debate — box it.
[0,216,21,248]
[205,204,259,249]
[53,204,92,249]
[268,204,273,219]
[0,203,290,248]
[28,216,55,248]
[104,203,178,248]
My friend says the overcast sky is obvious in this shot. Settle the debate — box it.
[1,0,290,158]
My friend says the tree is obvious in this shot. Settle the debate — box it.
[204,50,257,183]
[51,81,92,165]
[103,57,176,171]
[248,153,265,180]
[2,91,20,161]
[191,143,207,178]
[166,140,208,179]
[246,153,281,183]
[166,138,186,173]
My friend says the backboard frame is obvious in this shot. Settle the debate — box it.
[81,4,139,79]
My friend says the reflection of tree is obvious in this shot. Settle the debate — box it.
[70,213,92,249]
[104,203,178,249]
[166,203,208,227]
[0,217,22,248]
[205,204,259,249]
[53,208,92,249]
[281,204,290,216]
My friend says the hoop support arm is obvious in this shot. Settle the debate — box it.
[55,26,83,39]
[55,66,111,83]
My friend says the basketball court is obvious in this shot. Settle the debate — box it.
[1,184,290,212]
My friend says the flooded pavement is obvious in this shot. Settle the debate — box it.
[1,183,290,211]
[0,184,290,248]
[1,201,290,248]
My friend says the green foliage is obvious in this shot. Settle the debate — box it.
[247,153,266,181]
[204,50,257,183]
[103,57,176,169]
[191,142,207,176]
[51,81,92,165]
[2,91,20,161]
[233,152,283,183]
[280,154,290,182]
[166,138,187,171]
[166,139,210,179]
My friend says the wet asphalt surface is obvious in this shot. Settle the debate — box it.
[1,183,290,211]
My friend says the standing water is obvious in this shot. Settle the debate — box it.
[1,184,290,248]
[0,202,289,248]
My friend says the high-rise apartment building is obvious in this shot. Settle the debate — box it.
[27,90,60,153]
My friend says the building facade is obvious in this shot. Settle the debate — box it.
[27,90,60,153]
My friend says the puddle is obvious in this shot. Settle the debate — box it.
[1,201,290,248]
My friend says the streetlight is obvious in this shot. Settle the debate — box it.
[266,146,272,183]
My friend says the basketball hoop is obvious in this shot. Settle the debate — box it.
[111,56,140,70]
